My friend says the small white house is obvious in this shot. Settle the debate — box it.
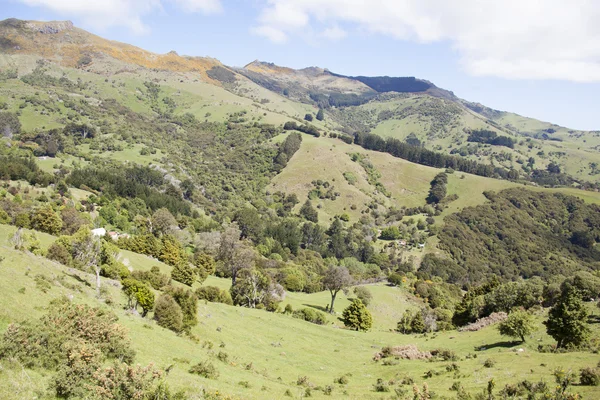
[91,228,106,237]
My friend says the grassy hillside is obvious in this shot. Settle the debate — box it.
[1,224,599,399]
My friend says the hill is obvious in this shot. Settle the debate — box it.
[2,18,600,399]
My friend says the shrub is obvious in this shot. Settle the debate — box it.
[334,375,349,385]
[483,358,496,368]
[154,294,184,333]
[292,308,327,325]
[341,299,372,331]
[284,304,293,314]
[216,351,228,363]
[374,378,390,392]
[580,367,600,386]
[195,286,233,305]
[170,262,196,286]
[353,286,373,306]
[46,242,73,266]
[165,286,198,332]
[189,361,219,379]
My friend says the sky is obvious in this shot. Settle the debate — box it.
[2,0,600,130]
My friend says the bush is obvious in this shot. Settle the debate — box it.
[341,299,372,331]
[46,242,73,266]
[165,286,198,332]
[189,361,219,379]
[483,358,496,368]
[580,367,600,386]
[195,286,233,305]
[171,262,196,286]
[153,294,184,333]
[292,308,327,325]
[353,286,373,306]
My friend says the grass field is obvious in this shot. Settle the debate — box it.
[1,224,600,399]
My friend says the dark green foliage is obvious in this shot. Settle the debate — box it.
[189,360,219,379]
[122,279,155,317]
[292,308,327,325]
[339,74,430,93]
[354,131,508,179]
[0,111,21,137]
[438,188,600,284]
[426,172,447,204]
[579,367,600,386]
[193,252,216,283]
[467,129,515,148]
[274,132,302,170]
[131,266,171,290]
[154,294,184,333]
[498,310,536,342]
[0,155,55,186]
[171,262,196,286]
[0,297,134,369]
[31,205,63,235]
[46,242,73,266]
[316,108,324,121]
[380,226,400,240]
[299,200,318,222]
[195,286,233,305]
[545,287,590,348]
[341,299,372,331]
[206,66,236,84]
[304,113,313,122]
[388,273,404,286]
[165,286,198,332]
[283,121,320,137]
[69,165,191,217]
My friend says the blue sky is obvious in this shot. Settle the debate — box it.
[3,0,600,130]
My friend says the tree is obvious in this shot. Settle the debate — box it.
[341,299,372,331]
[151,208,177,236]
[380,226,400,240]
[299,200,318,223]
[154,294,184,333]
[316,108,324,121]
[230,268,284,310]
[545,287,590,348]
[31,205,62,235]
[71,228,102,297]
[323,266,353,314]
[122,279,155,317]
[165,286,198,332]
[498,309,536,342]
[193,252,215,283]
[171,261,196,286]
[353,286,373,306]
[304,113,313,122]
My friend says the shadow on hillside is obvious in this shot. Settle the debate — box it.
[587,315,600,324]
[302,303,329,313]
[474,341,520,351]
[63,272,92,287]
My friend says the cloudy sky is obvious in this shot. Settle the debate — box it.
[3,0,600,130]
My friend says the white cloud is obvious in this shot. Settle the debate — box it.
[171,0,221,13]
[252,0,600,81]
[18,0,222,34]
[321,25,346,41]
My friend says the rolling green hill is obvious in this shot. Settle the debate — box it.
[2,18,600,400]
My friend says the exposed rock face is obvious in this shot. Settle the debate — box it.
[26,21,74,34]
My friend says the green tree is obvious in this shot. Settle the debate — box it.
[379,226,400,240]
[122,279,155,317]
[316,108,324,121]
[323,266,353,314]
[353,286,373,306]
[299,200,318,222]
[31,205,63,235]
[193,252,215,283]
[411,310,426,334]
[341,299,372,331]
[498,309,536,342]
[154,294,184,333]
[171,261,196,286]
[304,113,313,122]
[165,286,198,332]
[545,287,590,348]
